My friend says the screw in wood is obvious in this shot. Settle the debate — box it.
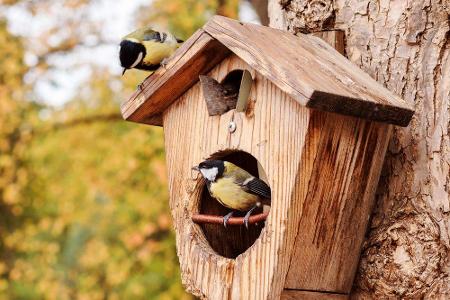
[228,121,237,133]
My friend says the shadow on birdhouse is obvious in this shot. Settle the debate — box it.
[121,16,414,300]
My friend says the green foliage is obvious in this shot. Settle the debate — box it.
[139,0,239,39]
[0,18,32,286]
[2,83,181,300]
[0,0,240,298]
[1,69,192,299]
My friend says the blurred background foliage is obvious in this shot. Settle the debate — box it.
[0,0,265,299]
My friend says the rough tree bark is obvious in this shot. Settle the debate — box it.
[268,0,450,298]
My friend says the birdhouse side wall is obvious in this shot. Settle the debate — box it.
[162,55,312,299]
[284,111,392,293]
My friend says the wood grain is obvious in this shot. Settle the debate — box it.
[160,52,395,299]
[204,16,414,126]
[280,29,387,294]
[284,111,392,293]
[271,2,450,298]
[121,17,414,127]
[140,24,399,299]
[121,29,230,125]
[312,31,346,56]
[281,290,349,300]
[235,69,253,112]
[163,55,311,299]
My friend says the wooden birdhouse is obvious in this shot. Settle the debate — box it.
[121,16,414,300]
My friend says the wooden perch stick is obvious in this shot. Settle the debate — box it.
[192,211,269,225]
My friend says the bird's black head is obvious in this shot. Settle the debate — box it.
[119,40,146,74]
[193,160,225,182]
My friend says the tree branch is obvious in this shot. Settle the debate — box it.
[248,0,269,25]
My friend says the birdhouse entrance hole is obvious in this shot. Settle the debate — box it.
[200,69,253,116]
[222,69,243,89]
[195,150,269,259]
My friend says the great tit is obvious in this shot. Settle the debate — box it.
[119,27,183,75]
[192,160,271,228]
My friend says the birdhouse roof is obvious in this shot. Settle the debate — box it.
[121,16,414,127]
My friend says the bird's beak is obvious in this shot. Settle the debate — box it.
[191,166,199,171]
[122,68,127,76]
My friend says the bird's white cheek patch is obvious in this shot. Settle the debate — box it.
[130,52,143,68]
[200,167,218,181]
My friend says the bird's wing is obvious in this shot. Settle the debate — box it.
[123,27,183,44]
[234,175,271,200]
[142,28,163,42]
[243,177,271,199]
[224,161,271,201]
[122,27,160,42]
[141,28,179,44]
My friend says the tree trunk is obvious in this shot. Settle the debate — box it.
[268,0,450,298]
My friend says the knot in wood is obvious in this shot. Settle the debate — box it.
[355,210,446,298]
[279,0,335,33]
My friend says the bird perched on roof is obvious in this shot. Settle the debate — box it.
[119,27,183,75]
[192,160,271,228]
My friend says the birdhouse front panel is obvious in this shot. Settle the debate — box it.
[163,55,312,299]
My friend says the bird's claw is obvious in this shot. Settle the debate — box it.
[243,214,250,229]
[243,206,257,229]
[223,212,234,227]
[160,58,169,69]
[137,83,144,91]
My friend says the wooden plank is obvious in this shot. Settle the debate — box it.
[235,69,253,112]
[284,111,392,293]
[280,29,390,295]
[312,31,346,56]
[162,54,394,298]
[281,290,349,300]
[120,29,230,125]
[121,17,413,128]
[163,55,312,299]
[204,16,414,126]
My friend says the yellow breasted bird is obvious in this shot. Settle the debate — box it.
[192,160,271,228]
[119,27,183,75]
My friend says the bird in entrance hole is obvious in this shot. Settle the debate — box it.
[192,160,271,228]
[119,27,183,76]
